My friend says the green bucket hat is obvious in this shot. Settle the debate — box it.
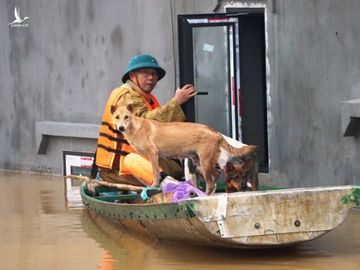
[121,54,166,83]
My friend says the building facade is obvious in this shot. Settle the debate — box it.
[1,0,359,187]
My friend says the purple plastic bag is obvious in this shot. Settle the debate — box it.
[161,180,206,203]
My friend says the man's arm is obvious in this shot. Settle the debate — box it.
[133,94,186,122]
[116,84,196,122]
[116,91,185,122]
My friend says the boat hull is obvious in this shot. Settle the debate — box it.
[81,185,359,248]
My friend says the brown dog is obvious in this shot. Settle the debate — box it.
[224,154,259,193]
[111,104,257,194]
[186,135,259,193]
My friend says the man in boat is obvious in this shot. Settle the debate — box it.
[94,54,197,186]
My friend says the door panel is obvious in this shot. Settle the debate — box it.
[178,13,268,172]
[178,15,239,138]
[238,14,268,172]
[193,26,230,135]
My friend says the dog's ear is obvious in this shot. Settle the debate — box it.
[110,105,117,114]
[242,159,253,171]
[225,161,235,172]
[126,103,134,113]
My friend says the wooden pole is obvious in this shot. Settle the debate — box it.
[63,175,144,194]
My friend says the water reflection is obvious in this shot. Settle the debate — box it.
[0,171,360,270]
[81,191,360,270]
[0,171,102,270]
[81,207,360,270]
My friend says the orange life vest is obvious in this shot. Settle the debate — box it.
[95,84,160,174]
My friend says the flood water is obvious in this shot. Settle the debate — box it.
[1,171,360,270]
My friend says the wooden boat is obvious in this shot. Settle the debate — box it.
[80,183,360,248]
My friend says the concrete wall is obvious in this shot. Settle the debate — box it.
[222,0,360,187]
[1,0,359,187]
[0,0,217,174]
[267,0,360,187]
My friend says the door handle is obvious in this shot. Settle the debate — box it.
[196,92,208,95]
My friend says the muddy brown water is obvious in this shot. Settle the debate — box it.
[0,171,359,270]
